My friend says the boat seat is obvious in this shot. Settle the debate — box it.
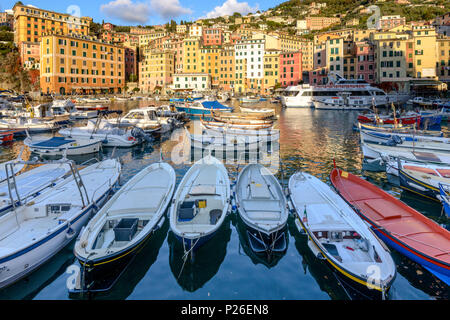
[100,229,115,249]
[363,200,402,220]
[190,185,216,195]
[242,199,281,221]
[249,181,271,199]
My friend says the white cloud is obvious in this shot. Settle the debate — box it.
[204,0,258,19]
[150,0,192,19]
[100,0,192,23]
[100,0,151,24]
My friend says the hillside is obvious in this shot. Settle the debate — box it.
[270,0,450,24]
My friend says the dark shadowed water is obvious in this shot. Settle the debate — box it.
[0,99,448,300]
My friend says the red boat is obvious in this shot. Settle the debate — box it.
[357,113,419,125]
[330,168,450,285]
[75,105,109,111]
[0,130,19,144]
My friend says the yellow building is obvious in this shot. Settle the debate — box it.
[300,40,314,72]
[219,44,235,91]
[40,33,125,95]
[263,49,280,94]
[183,38,201,73]
[436,36,450,82]
[411,25,437,78]
[139,30,168,47]
[199,45,221,87]
[234,58,247,93]
[139,48,174,93]
[13,4,91,45]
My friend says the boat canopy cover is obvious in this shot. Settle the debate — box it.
[32,136,74,147]
[201,101,231,110]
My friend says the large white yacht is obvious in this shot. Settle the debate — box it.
[281,74,391,108]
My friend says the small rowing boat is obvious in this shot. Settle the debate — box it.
[330,168,450,285]
[289,171,396,299]
[398,163,450,202]
[73,161,175,292]
[169,155,231,252]
[235,164,288,254]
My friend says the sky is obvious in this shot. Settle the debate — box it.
[0,0,281,26]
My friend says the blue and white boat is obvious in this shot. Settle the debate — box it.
[169,155,231,252]
[0,158,121,289]
[174,100,233,116]
[24,136,102,156]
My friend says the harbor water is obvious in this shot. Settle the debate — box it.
[0,99,448,300]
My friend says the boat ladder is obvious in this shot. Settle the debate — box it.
[67,160,90,208]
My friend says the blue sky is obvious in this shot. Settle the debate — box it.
[1,0,281,26]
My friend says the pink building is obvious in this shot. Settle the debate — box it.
[355,42,375,83]
[279,51,303,87]
[202,28,223,46]
[21,41,40,69]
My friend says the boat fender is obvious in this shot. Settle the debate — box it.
[66,227,76,240]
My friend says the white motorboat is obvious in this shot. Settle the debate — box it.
[281,74,391,108]
[73,161,176,292]
[0,118,59,133]
[24,136,102,156]
[110,108,164,134]
[0,158,121,289]
[288,171,396,299]
[0,161,71,216]
[312,93,371,110]
[235,164,288,253]
[169,155,231,252]
[59,115,144,148]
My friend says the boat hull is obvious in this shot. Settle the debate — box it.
[173,230,217,251]
[28,140,101,156]
[75,227,155,292]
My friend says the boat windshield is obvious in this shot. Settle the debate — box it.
[284,90,299,97]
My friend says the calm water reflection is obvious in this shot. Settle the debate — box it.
[0,99,448,300]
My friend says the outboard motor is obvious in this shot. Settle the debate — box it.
[391,135,402,145]
[131,127,153,143]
